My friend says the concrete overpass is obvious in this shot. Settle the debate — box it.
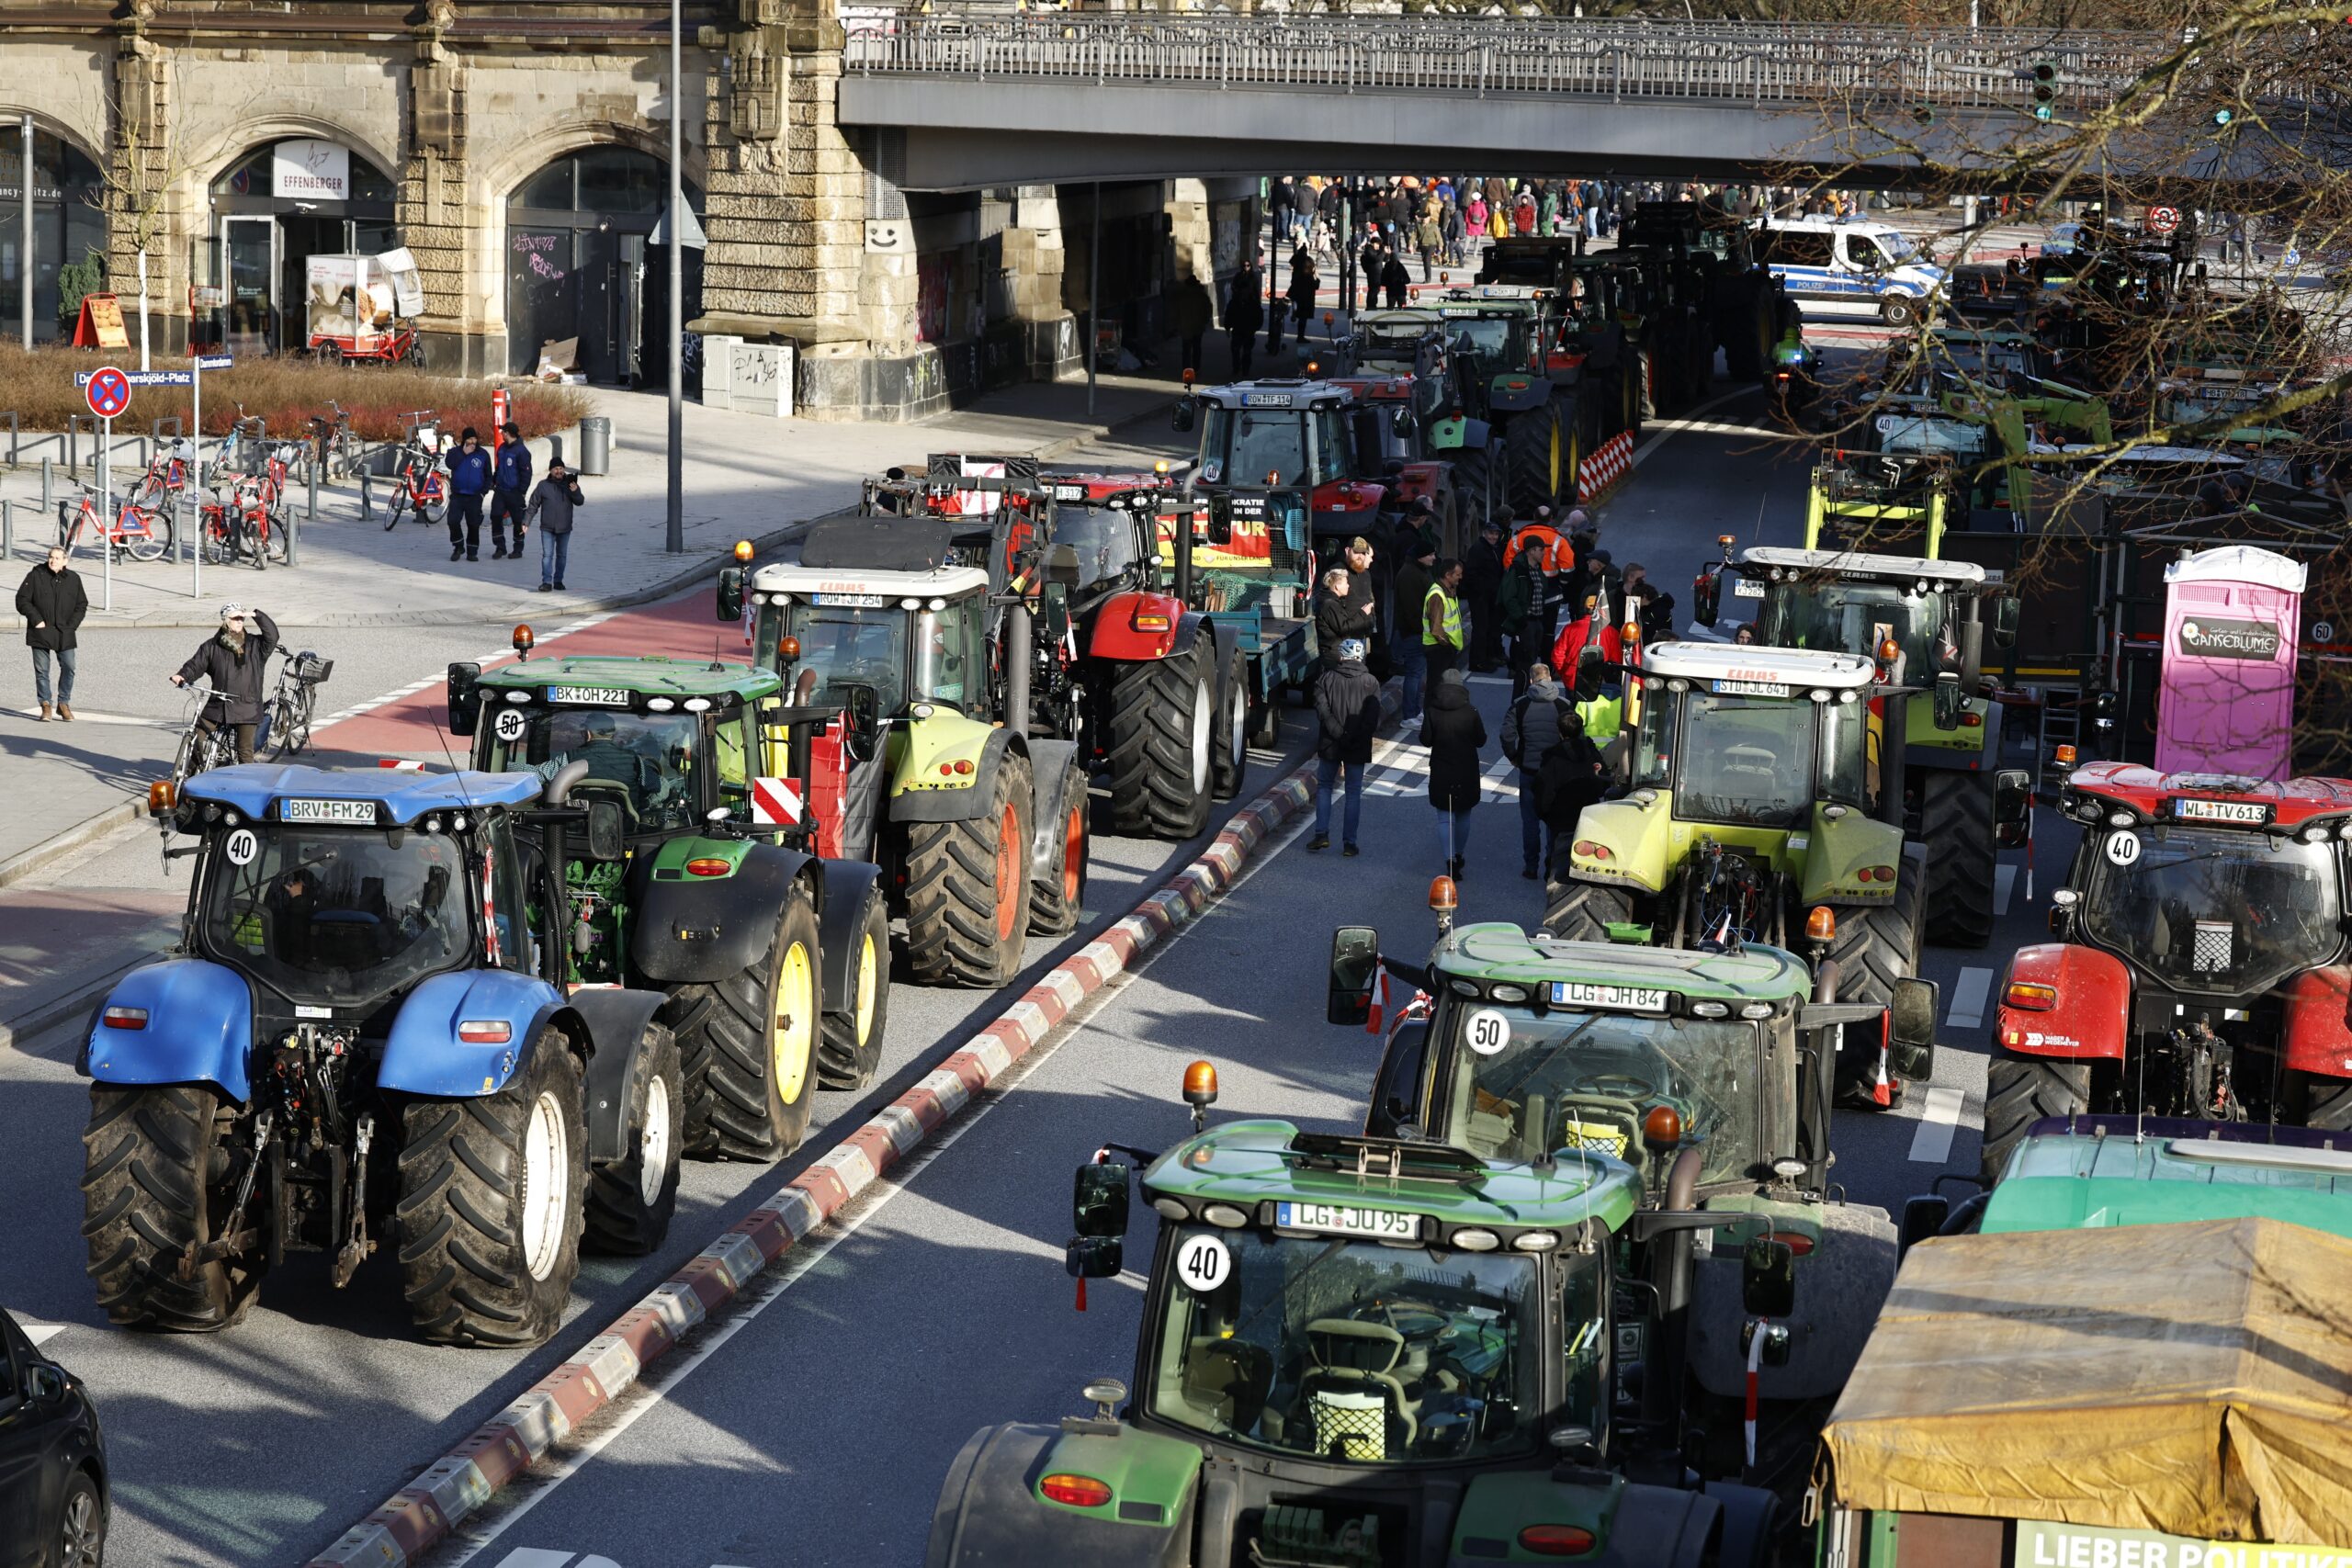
[841,15,2166,190]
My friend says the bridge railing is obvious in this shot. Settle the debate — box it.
[843,14,2163,108]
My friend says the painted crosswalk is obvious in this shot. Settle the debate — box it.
[1358,745,1521,802]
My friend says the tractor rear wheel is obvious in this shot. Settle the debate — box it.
[1981,1051,2094,1184]
[817,883,891,1091]
[665,882,822,1158]
[1104,639,1214,840]
[1543,877,1634,943]
[1448,444,1500,540]
[906,751,1035,986]
[396,1033,587,1347]
[1504,404,1566,514]
[1028,755,1091,939]
[584,1023,682,1256]
[1826,849,1925,1108]
[1211,648,1250,802]
[1921,770,1997,949]
[82,1085,264,1331]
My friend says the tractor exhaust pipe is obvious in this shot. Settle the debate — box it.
[1173,499,1196,608]
[1006,599,1033,738]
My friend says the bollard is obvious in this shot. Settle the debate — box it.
[2,498,12,560]
[41,457,51,514]
[287,502,300,569]
[358,466,372,522]
[4,411,16,466]
[306,465,318,523]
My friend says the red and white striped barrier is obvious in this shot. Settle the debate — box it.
[1577,430,1635,505]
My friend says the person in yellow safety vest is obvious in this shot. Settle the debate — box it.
[1423,558,1466,685]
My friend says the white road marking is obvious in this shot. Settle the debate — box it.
[9,709,170,728]
[1626,383,1767,472]
[1907,1086,1966,1165]
[443,810,1314,1565]
[1946,966,1995,1031]
[1994,863,2017,916]
[488,1552,581,1568]
[19,1320,67,1348]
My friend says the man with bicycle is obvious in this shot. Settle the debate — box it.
[170,603,280,764]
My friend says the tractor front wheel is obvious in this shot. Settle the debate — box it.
[1104,640,1214,840]
[1028,756,1091,940]
[82,1085,265,1331]
[665,883,823,1158]
[1981,1051,2095,1183]
[1921,770,1997,949]
[906,751,1035,986]
[817,883,892,1091]
[584,1023,683,1256]
[1543,877,1633,943]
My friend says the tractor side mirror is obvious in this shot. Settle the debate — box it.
[584,799,626,863]
[1172,400,1196,434]
[1073,1160,1132,1238]
[447,662,482,738]
[1991,595,2020,649]
[1932,671,1965,732]
[1065,1235,1124,1280]
[1897,1194,1950,1261]
[1741,1235,1797,1320]
[1204,498,1233,547]
[1889,976,1939,1083]
[1328,926,1380,1025]
[1391,405,1416,438]
[1993,769,2033,847]
[1692,565,1723,629]
[716,565,746,625]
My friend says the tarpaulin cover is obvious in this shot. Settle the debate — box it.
[1816,1216,2352,1545]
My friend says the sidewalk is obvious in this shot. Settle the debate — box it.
[0,366,1185,632]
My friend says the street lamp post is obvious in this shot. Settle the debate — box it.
[666,0,684,554]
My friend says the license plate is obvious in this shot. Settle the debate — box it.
[1549,982,1669,1012]
[1275,1202,1419,1240]
[1733,578,1766,599]
[2177,798,2268,824]
[811,592,888,608]
[281,798,376,825]
[1051,483,1090,502]
[1712,679,1791,698]
[547,685,631,705]
[1241,392,1294,408]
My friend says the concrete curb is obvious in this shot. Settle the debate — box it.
[0,797,145,895]
[303,755,1317,1568]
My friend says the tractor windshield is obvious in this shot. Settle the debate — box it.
[1642,687,1816,829]
[488,708,703,834]
[1443,317,1518,358]
[775,603,910,717]
[1760,580,1950,673]
[1433,1003,1763,1188]
[201,827,470,1006]
[1204,405,1312,487]
[2081,824,2341,998]
[1145,1227,1598,1465]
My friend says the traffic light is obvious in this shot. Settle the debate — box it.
[2030,62,2059,121]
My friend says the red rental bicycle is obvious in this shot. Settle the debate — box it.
[59,486,175,563]
[382,414,448,531]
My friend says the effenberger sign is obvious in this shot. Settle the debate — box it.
[2177,616,2282,660]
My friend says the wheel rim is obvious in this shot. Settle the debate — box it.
[638,1071,672,1207]
[1227,679,1248,767]
[774,939,815,1103]
[1062,805,1084,903]
[520,1089,569,1282]
[61,1489,99,1567]
[993,805,1022,942]
[854,930,878,1045]
[1190,678,1214,794]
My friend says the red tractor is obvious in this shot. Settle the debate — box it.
[1982,763,2352,1179]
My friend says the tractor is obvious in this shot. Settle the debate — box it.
[1424,287,1588,514]
[452,643,893,1120]
[1979,763,2352,1180]
[925,1063,1790,1567]
[1544,642,1929,1107]
[84,763,682,1346]
[1328,897,1937,1480]
[1694,544,2030,948]
[1612,199,1783,389]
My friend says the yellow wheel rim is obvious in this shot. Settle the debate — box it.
[1548,419,1562,493]
[773,940,815,1104]
[853,931,878,1046]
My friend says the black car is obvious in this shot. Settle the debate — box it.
[0,1310,105,1567]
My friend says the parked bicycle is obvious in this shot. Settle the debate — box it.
[130,440,198,511]
[382,415,449,530]
[303,400,361,484]
[58,485,175,563]
[198,472,288,570]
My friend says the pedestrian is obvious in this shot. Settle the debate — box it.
[1394,536,1435,726]
[1310,637,1381,855]
[1464,517,1506,671]
[1359,234,1385,313]
[170,603,280,763]
[1423,668,1486,880]
[1381,249,1412,308]
[1287,248,1320,344]
[526,457,585,592]
[1170,273,1214,378]
[488,422,533,560]
[1514,189,1538,236]
[1465,193,1489,242]
[1732,624,1758,646]
[1422,557,1466,685]
[443,425,492,562]
[1342,536,1388,679]
[1317,564,1374,668]
[1501,661,1575,880]
[1226,267,1263,377]
[1498,546,1566,697]
[1415,209,1442,282]
[17,543,86,721]
[1535,706,1608,874]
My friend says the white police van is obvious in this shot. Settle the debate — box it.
[1756,217,1947,326]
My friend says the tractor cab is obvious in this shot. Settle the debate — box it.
[1348,309,1449,380]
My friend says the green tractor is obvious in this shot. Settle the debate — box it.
[1329,909,1937,1477]
[1425,286,1586,515]
[451,644,893,1156]
[926,1068,1791,1566]
[1694,545,2030,948]
[1544,642,1928,1106]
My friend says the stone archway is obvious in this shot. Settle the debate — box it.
[0,117,109,343]
[498,143,704,383]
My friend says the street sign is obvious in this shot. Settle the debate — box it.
[83,366,130,419]
[195,354,233,371]
[2146,206,2181,234]
[75,368,196,388]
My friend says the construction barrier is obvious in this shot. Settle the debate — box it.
[1577,430,1634,505]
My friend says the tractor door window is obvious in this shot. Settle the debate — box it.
[912,604,971,707]
[714,711,752,804]
[1630,682,1675,790]
[1311,407,1352,485]
[487,821,533,974]
[1820,697,1872,810]
[783,604,909,718]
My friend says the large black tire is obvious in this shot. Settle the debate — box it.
[1920,770,1997,949]
[1211,647,1250,802]
[1029,756,1091,940]
[664,882,823,1159]
[1447,443,1499,537]
[906,751,1035,987]
[395,1034,587,1347]
[1104,639,1214,840]
[81,1085,263,1331]
[1980,1051,2094,1183]
[818,883,892,1091]
[583,1023,683,1256]
[1504,404,1567,514]
[1826,849,1925,1108]
[1543,877,1634,942]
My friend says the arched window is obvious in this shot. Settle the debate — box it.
[1,128,107,342]
[503,148,703,383]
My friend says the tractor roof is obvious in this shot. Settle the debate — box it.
[1641,641,1878,692]
[1433,286,1546,309]
[477,653,782,699]
[1738,546,1989,588]
[749,560,992,601]
[1143,1119,1641,1237]
[1352,309,1444,329]
[183,763,540,824]
[1982,1116,2352,1243]
[1436,922,1813,1003]
[1192,379,1352,411]
[2063,761,2352,829]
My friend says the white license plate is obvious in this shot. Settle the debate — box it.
[1712,679,1791,698]
[281,798,376,825]
[812,592,888,609]
[1733,579,1766,599]
[2177,798,2267,824]
[1549,982,1669,1013]
[547,685,631,705]
[1275,1202,1419,1240]
[1051,483,1090,502]
[1241,392,1294,407]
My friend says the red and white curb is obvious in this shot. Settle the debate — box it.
[304,761,1319,1568]
[1577,430,1635,505]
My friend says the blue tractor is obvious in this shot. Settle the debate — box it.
[80,763,683,1347]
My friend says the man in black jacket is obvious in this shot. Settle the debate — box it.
[170,603,280,762]
[1310,637,1380,855]
[1226,267,1264,377]
[17,545,87,721]
[1464,518,1506,671]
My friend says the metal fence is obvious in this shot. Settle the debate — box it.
[844,14,2165,109]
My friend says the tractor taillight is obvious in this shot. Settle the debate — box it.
[2005,982,2058,1011]
[102,1007,148,1030]
[684,858,731,877]
[1133,611,1171,632]
[1040,1473,1113,1508]
[458,1021,511,1043]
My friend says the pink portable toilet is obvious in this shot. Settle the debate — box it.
[2154,545,2305,781]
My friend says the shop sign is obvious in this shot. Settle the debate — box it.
[2014,1518,2346,1568]
[273,140,349,201]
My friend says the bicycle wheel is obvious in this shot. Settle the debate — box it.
[121,507,172,564]
[265,516,289,566]
[418,492,445,527]
[383,491,407,532]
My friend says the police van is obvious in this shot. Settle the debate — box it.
[1755,217,1947,326]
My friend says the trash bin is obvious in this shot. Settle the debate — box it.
[579,416,612,477]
